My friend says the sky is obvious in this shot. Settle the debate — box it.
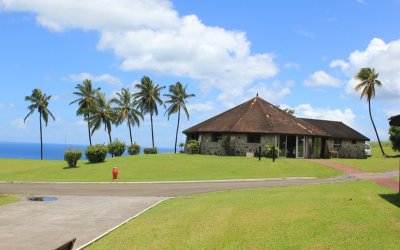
[0,0,399,148]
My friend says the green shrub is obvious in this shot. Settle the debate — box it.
[64,150,82,168]
[219,136,230,154]
[144,147,158,154]
[187,140,200,154]
[85,144,108,163]
[128,143,141,155]
[264,144,279,158]
[108,139,126,157]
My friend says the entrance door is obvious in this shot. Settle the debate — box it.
[286,136,296,158]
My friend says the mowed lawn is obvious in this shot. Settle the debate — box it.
[330,146,400,173]
[0,154,340,182]
[0,194,19,206]
[88,181,400,250]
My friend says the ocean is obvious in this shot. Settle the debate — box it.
[0,142,174,160]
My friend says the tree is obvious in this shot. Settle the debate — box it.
[164,82,195,153]
[112,88,143,145]
[24,88,55,160]
[89,92,117,145]
[354,67,386,156]
[134,76,165,147]
[70,79,100,146]
[389,126,400,152]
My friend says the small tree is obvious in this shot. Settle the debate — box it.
[187,140,199,154]
[178,142,185,153]
[389,126,400,153]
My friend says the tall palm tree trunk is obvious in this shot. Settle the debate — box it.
[108,130,113,158]
[150,113,155,147]
[127,119,133,145]
[368,99,385,156]
[39,113,43,160]
[86,114,92,146]
[174,108,181,154]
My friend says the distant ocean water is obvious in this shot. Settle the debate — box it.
[0,142,174,160]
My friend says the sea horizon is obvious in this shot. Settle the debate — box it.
[0,141,175,160]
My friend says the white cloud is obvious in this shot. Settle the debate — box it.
[186,101,215,113]
[304,70,341,87]
[10,118,27,130]
[289,104,355,126]
[69,72,122,88]
[1,0,278,106]
[295,28,315,38]
[0,102,15,110]
[330,38,400,99]
[283,62,300,70]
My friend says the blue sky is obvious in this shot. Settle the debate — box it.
[0,0,399,148]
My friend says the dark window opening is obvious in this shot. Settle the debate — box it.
[190,133,199,141]
[247,134,261,143]
[333,139,342,150]
[211,133,222,142]
[351,140,357,144]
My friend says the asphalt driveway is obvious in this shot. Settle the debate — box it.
[0,195,168,250]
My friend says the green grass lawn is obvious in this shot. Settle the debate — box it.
[0,154,340,182]
[330,146,400,173]
[0,194,19,206]
[87,181,400,250]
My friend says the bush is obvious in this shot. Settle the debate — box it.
[144,147,158,154]
[389,126,400,152]
[108,139,126,157]
[64,150,82,168]
[128,143,141,155]
[187,140,199,154]
[219,136,230,154]
[264,144,279,158]
[85,144,108,163]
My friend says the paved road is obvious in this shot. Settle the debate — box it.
[0,176,354,197]
[0,176,356,250]
[0,195,167,250]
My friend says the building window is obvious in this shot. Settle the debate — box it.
[351,140,357,144]
[247,134,261,143]
[190,133,199,141]
[333,139,342,150]
[211,133,222,142]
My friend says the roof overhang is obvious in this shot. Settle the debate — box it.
[389,114,400,126]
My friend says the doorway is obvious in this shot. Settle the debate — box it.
[278,135,305,158]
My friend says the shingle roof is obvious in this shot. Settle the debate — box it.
[183,96,330,137]
[389,114,400,126]
[300,118,369,141]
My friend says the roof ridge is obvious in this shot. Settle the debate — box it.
[231,97,258,130]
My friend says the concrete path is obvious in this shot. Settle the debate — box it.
[309,159,399,192]
[0,176,354,197]
[0,195,167,250]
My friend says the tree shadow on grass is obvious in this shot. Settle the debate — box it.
[379,193,400,208]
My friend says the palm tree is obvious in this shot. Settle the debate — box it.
[69,79,100,146]
[354,67,386,156]
[24,88,55,160]
[112,88,143,145]
[134,76,165,147]
[89,92,117,144]
[164,82,195,153]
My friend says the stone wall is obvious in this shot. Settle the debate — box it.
[196,133,276,156]
[326,138,366,159]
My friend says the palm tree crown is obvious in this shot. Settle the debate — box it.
[112,88,143,145]
[354,67,385,156]
[89,92,117,144]
[24,88,55,160]
[70,79,100,146]
[164,82,195,153]
[134,76,165,147]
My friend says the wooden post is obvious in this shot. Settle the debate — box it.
[259,146,261,161]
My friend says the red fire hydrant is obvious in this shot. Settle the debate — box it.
[112,167,118,181]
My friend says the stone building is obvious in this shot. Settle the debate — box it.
[183,96,369,159]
